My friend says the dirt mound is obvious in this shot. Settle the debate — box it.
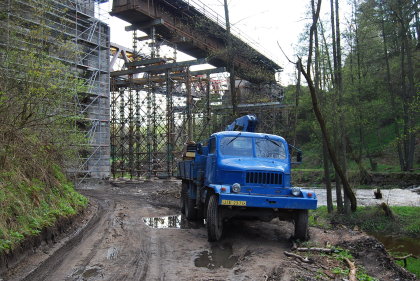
[340,237,417,281]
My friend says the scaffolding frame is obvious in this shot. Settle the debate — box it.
[110,51,225,179]
[0,0,111,184]
[109,22,288,179]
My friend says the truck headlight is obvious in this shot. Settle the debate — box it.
[291,187,301,196]
[232,183,241,193]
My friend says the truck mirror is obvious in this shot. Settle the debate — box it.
[297,151,302,163]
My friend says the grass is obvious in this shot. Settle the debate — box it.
[394,256,420,278]
[0,164,88,254]
[309,206,420,237]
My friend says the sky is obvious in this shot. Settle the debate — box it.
[98,0,350,85]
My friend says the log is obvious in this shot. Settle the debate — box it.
[296,247,337,254]
[284,251,312,263]
[374,188,382,199]
[344,257,357,281]
[394,254,418,268]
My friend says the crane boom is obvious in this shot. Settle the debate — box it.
[225,114,258,132]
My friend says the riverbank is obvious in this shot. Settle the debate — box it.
[309,206,420,278]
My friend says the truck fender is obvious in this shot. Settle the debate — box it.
[207,184,231,195]
[202,188,217,219]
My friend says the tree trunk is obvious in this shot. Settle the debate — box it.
[334,0,350,214]
[323,139,333,213]
[330,0,344,211]
[224,0,237,116]
[312,7,333,213]
[300,0,356,212]
[380,1,405,171]
[294,63,301,147]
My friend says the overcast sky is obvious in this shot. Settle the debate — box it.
[100,0,350,85]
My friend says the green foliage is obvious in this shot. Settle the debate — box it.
[0,0,88,254]
[394,256,420,278]
[310,206,420,238]
[0,169,88,254]
[291,0,419,173]
[334,249,353,261]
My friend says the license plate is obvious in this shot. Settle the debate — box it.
[221,200,246,206]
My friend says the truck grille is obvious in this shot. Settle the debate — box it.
[246,172,282,185]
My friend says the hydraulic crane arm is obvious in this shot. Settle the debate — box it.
[225,115,258,132]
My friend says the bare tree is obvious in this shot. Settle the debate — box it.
[298,0,357,212]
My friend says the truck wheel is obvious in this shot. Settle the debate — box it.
[294,210,309,241]
[207,194,223,242]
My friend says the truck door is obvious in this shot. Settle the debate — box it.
[205,137,216,185]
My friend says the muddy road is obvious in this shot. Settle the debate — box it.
[4,181,418,281]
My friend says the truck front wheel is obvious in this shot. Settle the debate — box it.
[207,194,223,242]
[294,210,309,241]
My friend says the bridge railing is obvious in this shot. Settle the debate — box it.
[181,0,282,68]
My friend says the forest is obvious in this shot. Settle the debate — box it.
[283,0,419,213]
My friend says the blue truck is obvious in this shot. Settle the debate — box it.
[177,115,317,241]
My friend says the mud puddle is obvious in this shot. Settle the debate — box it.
[371,233,420,256]
[194,243,242,269]
[142,215,203,229]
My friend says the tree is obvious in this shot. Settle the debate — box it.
[298,0,357,212]
[0,0,85,178]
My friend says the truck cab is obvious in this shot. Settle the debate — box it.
[178,116,317,241]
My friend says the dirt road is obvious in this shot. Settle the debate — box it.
[3,181,417,281]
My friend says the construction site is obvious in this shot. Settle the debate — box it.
[1,0,287,183]
[1,1,420,281]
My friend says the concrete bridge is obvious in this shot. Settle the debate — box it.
[111,0,282,83]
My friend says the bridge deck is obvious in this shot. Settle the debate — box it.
[111,0,282,83]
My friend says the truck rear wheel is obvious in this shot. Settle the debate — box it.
[294,210,309,241]
[207,194,223,242]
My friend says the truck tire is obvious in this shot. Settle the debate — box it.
[294,210,309,241]
[207,194,223,242]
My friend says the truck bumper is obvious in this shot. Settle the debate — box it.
[218,193,317,210]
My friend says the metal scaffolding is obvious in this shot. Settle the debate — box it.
[110,42,227,178]
[109,31,288,180]
[0,0,111,183]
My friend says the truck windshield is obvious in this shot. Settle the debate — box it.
[255,138,286,159]
[220,136,286,159]
[220,136,253,157]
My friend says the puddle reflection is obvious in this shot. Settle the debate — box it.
[194,243,239,269]
[142,215,203,229]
